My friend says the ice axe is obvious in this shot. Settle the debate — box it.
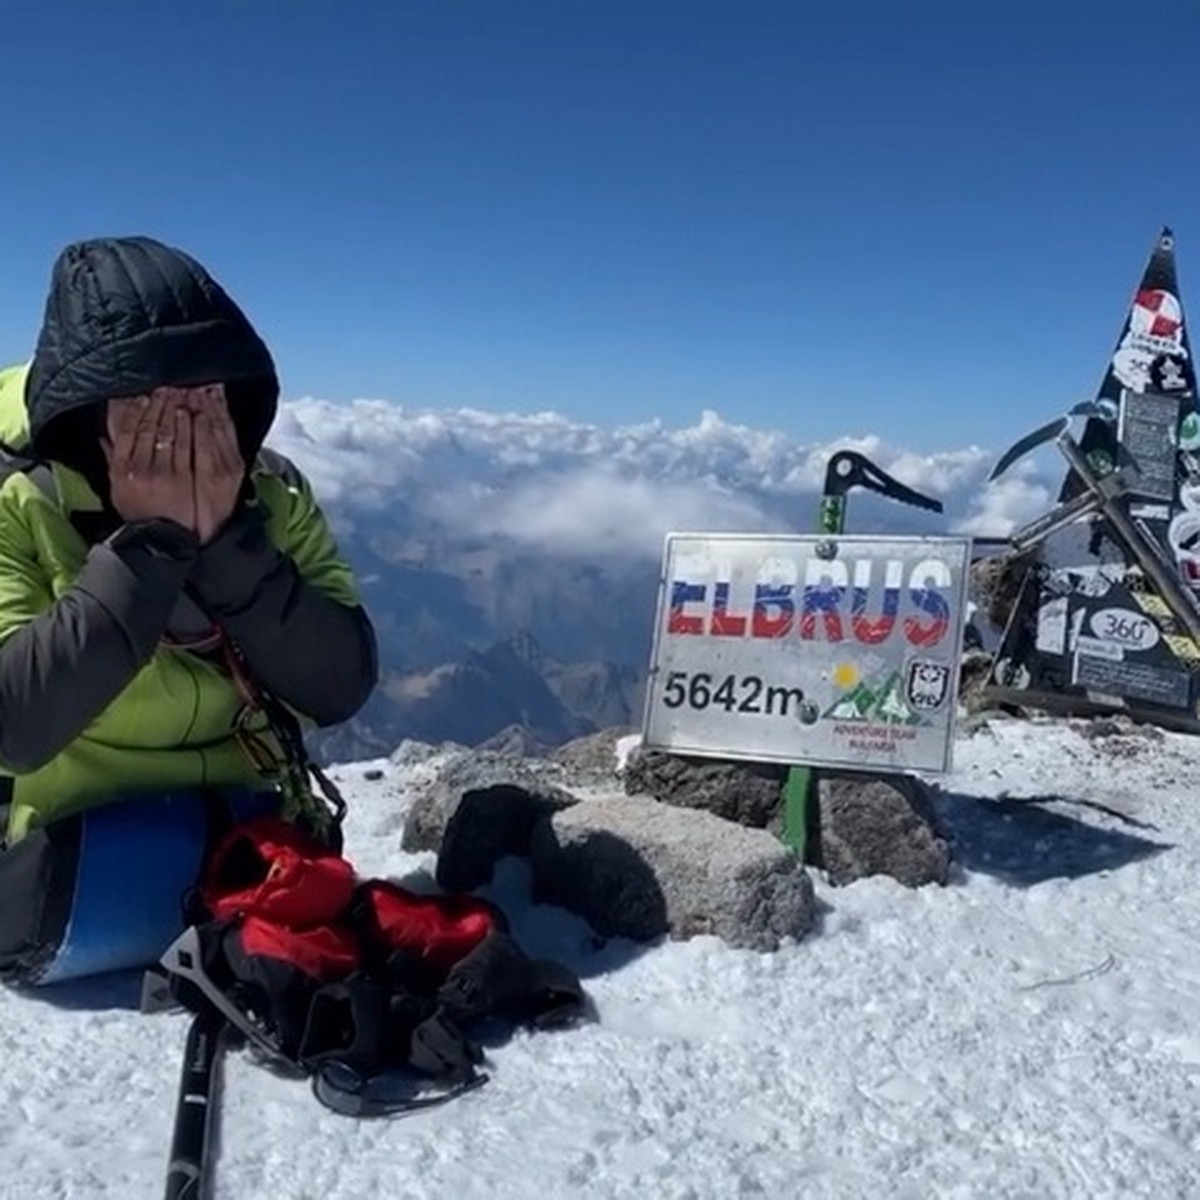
[817,450,944,532]
[987,400,1115,483]
[782,452,943,856]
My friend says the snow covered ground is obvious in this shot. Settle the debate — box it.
[2,715,1198,1199]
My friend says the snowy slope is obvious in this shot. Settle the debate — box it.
[2,716,1198,1199]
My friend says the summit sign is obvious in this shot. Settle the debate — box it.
[642,533,972,773]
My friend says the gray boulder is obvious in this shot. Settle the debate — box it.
[552,726,635,785]
[622,746,787,834]
[389,738,466,768]
[813,772,951,887]
[530,794,816,950]
[475,724,553,758]
[401,752,580,891]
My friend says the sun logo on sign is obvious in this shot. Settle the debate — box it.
[832,662,859,689]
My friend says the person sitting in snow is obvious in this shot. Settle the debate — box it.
[0,235,378,983]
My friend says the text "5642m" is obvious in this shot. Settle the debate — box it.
[660,671,806,717]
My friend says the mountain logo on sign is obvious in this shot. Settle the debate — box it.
[823,668,929,726]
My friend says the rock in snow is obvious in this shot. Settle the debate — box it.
[813,771,953,887]
[400,750,579,891]
[620,741,951,889]
[621,745,788,834]
[405,734,954,947]
[404,745,815,948]
[530,793,816,949]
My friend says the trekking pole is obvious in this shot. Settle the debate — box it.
[163,1008,225,1200]
[781,452,943,855]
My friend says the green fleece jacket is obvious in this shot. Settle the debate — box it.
[0,238,377,842]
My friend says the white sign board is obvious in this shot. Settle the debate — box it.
[641,532,973,773]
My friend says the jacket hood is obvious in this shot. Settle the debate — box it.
[25,236,278,491]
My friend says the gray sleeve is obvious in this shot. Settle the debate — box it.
[188,508,378,727]
[0,521,198,773]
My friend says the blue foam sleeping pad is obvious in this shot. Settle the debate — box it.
[36,788,279,985]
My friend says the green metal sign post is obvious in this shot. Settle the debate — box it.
[782,452,943,857]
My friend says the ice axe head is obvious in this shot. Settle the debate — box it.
[823,450,943,513]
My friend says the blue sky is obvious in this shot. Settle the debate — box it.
[2,0,1198,453]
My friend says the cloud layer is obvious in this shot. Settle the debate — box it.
[268,398,1058,558]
